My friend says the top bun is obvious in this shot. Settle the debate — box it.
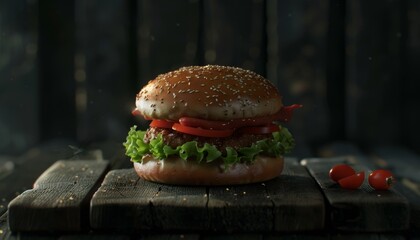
[136,65,283,121]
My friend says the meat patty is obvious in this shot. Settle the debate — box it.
[144,127,272,152]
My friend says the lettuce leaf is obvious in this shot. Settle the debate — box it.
[123,125,295,168]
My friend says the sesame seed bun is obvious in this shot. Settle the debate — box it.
[134,155,284,185]
[135,65,283,121]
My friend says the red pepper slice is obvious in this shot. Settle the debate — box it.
[172,123,234,138]
[132,109,141,116]
[149,119,174,129]
[131,108,153,120]
[277,104,302,122]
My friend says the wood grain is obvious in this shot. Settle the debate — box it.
[90,169,208,232]
[8,160,109,232]
[370,145,420,230]
[207,158,325,232]
[91,158,324,232]
[303,156,410,232]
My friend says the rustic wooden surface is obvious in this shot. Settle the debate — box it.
[8,160,109,232]
[318,141,420,230]
[90,168,208,232]
[303,156,410,232]
[90,158,324,232]
[207,158,324,232]
[2,142,420,239]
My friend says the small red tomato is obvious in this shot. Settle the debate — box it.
[329,164,356,182]
[338,172,365,189]
[368,169,394,190]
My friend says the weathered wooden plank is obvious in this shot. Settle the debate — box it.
[141,234,200,240]
[8,160,109,232]
[0,212,12,240]
[207,179,273,232]
[265,234,328,240]
[0,141,77,216]
[330,233,406,240]
[201,234,263,240]
[90,169,208,232]
[268,158,325,231]
[92,158,324,233]
[370,145,420,230]
[318,142,420,230]
[58,234,131,240]
[302,156,410,232]
[207,158,324,232]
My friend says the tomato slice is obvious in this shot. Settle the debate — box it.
[172,123,233,138]
[149,119,174,129]
[239,124,280,135]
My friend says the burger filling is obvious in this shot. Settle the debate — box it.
[124,124,295,169]
[144,127,271,152]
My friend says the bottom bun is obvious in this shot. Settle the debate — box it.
[133,155,284,185]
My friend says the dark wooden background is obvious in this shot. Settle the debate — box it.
[1,0,420,156]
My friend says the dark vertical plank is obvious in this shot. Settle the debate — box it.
[134,0,200,130]
[74,1,132,143]
[39,1,76,141]
[403,0,420,151]
[266,0,329,146]
[326,0,346,140]
[0,0,39,154]
[346,0,405,144]
[202,0,266,75]
[137,0,200,83]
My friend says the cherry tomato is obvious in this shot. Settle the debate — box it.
[368,169,394,190]
[239,124,280,135]
[149,119,174,129]
[338,171,365,189]
[172,123,234,138]
[329,164,356,182]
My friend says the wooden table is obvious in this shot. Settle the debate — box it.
[1,141,420,239]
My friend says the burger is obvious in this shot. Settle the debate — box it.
[123,65,301,185]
